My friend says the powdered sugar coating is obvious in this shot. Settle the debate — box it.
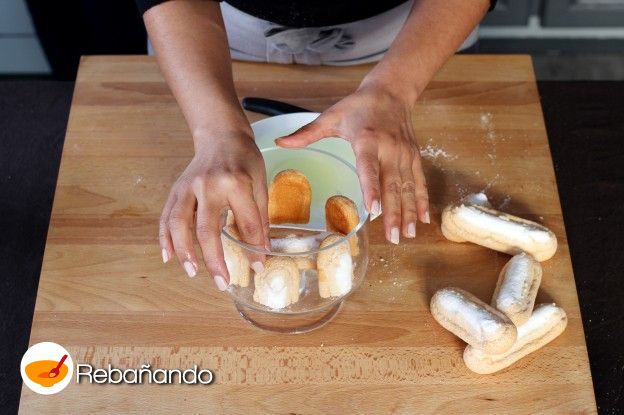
[317,234,353,298]
[253,257,300,309]
[430,287,517,354]
[492,253,542,325]
[464,303,567,374]
[441,195,557,261]
[462,192,492,208]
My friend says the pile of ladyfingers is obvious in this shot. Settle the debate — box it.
[432,193,567,374]
[222,169,361,309]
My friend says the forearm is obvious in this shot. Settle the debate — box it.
[144,0,250,151]
[362,0,490,106]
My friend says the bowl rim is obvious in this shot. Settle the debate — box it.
[221,146,369,255]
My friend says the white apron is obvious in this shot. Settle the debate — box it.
[149,1,478,66]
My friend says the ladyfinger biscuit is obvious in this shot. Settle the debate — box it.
[271,233,322,253]
[268,169,311,224]
[271,233,321,271]
[325,195,360,256]
[222,225,251,287]
[253,256,300,309]
[441,195,557,262]
[430,287,517,354]
[464,303,567,374]
[462,192,492,208]
[225,209,235,226]
[492,253,542,325]
[317,234,354,298]
[292,257,315,271]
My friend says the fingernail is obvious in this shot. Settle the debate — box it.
[161,248,169,263]
[183,261,197,278]
[390,227,400,245]
[214,275,228,291]
[369,200,382,221]
[424,210,431,224]
[407,223,416,238]
[251,261,264,274]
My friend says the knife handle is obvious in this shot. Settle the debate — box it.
[242,97,311,116]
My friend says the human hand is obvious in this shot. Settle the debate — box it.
[275,85,429,244]
[160,132,269,289]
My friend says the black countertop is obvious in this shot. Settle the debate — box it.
[0,80,622,414]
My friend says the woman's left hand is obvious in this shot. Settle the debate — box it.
[275,84,429,244]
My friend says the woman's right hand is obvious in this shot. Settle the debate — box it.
[159,131,269,291]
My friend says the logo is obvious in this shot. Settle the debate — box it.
[21,342,73,395]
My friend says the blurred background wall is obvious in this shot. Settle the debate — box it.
[0,0,623,80]
[1,0,146,79]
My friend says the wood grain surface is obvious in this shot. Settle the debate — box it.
[19,55,596,414]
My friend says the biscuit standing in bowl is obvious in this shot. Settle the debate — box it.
[271,233,321,271]
[317,234,354,298]
[222,224,251,287]
[268,169,311,224]
[253,256,301,309]
[325,195,360,256]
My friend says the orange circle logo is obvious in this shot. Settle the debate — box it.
[21,342,73,395]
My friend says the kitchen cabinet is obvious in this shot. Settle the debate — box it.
[482,0,533,26]
[543,0,624,26]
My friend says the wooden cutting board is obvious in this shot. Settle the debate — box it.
[19,55,596,414]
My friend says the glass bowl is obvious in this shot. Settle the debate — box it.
[222,146,369,333]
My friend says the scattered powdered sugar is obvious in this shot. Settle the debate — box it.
[480,111,499,165]
[479,173,501,194]
[369,252,409,303]
[480,112,496,140]
[419,138,458,167]
[454,183,470,199]
[420,144,457,161]
[498,195,512,210]
[480,112,493,129]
